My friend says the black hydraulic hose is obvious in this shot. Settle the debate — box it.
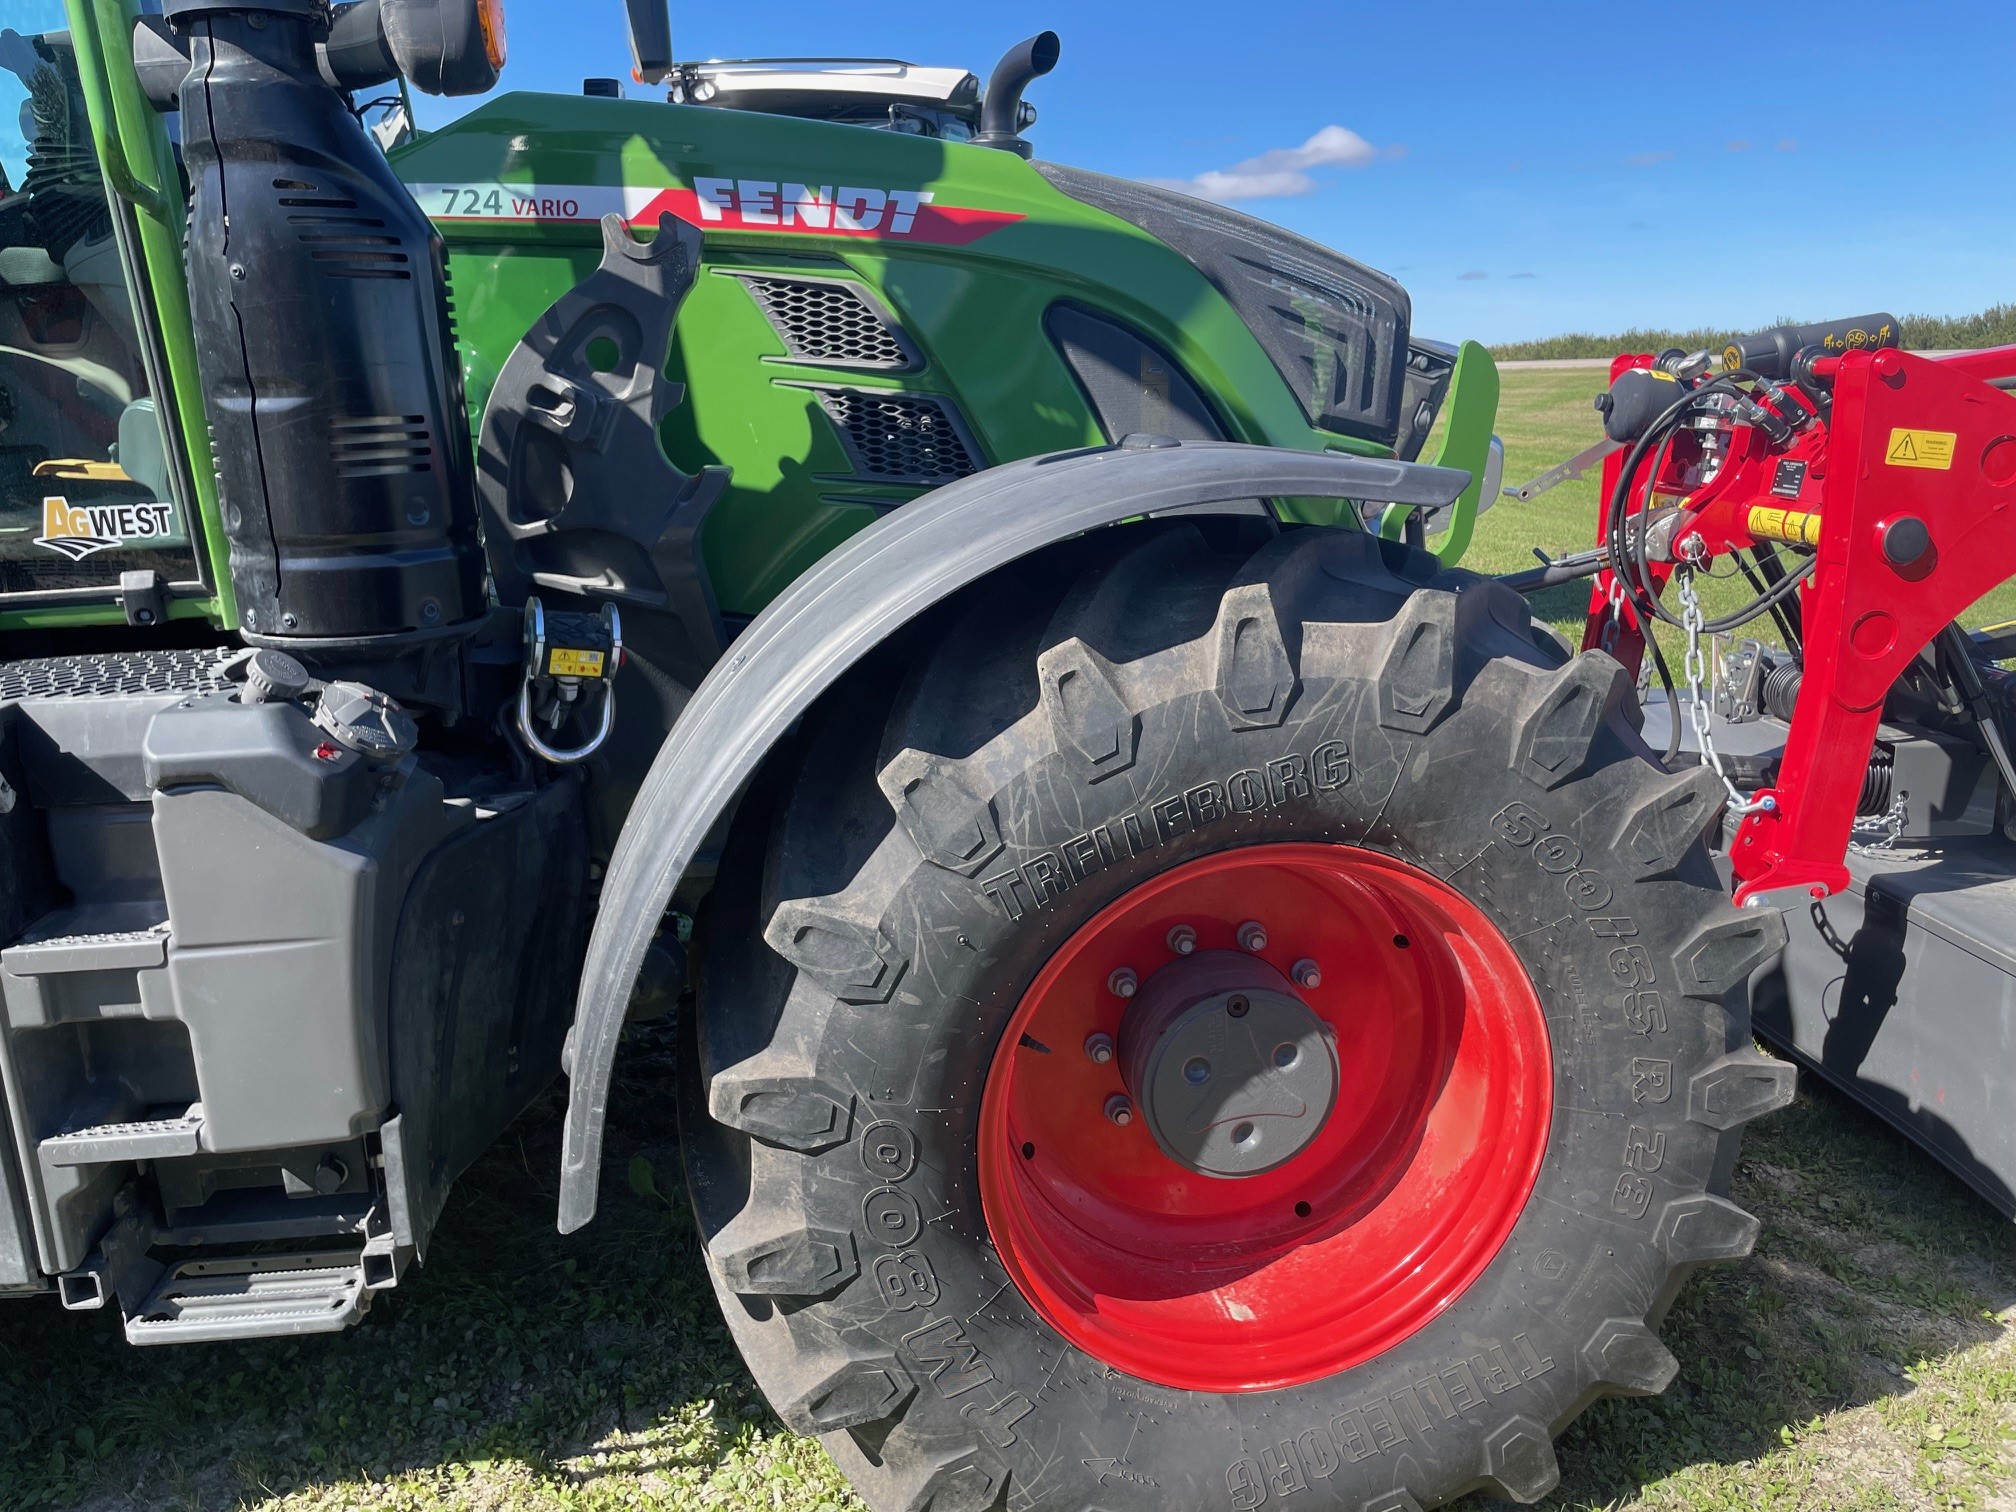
[1937,623,2016,805]
[1604,371,1817,636]
[1647,630,1684,768]
[1749,540,1804,647]
[1602,388,1703,594]
[1734,550,1800,651]
[1699,557,1813,634]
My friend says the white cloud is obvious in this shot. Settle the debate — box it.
[1151,125,1380,203]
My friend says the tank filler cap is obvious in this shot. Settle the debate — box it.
[240,649,313,706]
[313,682,419,761]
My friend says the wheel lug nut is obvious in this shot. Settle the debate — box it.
[1084,1032,1115,1065]
[1107,967,1138,998]
[1237,920,1268,953]
[1166,924,1197,956]
[1104,1094,1135,1127]
[1292,958,1321,989]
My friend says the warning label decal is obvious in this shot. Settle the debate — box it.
[1885,428,1958,470]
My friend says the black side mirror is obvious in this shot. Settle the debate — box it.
[623,0,672,84]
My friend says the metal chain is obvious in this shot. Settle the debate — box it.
[1600,576,1625,653]
[1676,566,1773,818]
[1848,793,1908,856]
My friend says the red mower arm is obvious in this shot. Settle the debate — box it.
[1731,348,2016,899]
[1581,344,2016,905]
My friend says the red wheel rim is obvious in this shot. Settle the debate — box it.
[977,843,1552,1393]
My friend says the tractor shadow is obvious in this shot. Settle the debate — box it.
[1,1019,2010,1510]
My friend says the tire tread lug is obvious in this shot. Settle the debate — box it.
[1037,637,1138,779]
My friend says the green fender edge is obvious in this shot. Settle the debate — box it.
[1379,339,1500,566]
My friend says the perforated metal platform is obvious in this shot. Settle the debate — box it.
[0,648,238,703]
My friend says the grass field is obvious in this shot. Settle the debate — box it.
[2,369,2012,1512]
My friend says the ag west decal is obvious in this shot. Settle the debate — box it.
[414,178,1022,246]
[34,496,175,561]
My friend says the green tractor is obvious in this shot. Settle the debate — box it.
[0,2,1789,1507]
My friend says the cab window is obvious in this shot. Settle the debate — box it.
[1,14,196,597]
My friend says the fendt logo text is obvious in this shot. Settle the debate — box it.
[416,177,1024,246]
[688,177,935,234]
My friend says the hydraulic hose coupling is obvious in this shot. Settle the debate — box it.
[516,597,622,764]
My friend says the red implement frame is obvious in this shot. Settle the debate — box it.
[1582,352,1668,675]
[1581,345,2016,904]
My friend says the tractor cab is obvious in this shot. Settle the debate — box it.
[0,19,196,614]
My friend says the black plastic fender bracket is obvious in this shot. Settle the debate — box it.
[475,211,729,675]
[556,436,1470,1230]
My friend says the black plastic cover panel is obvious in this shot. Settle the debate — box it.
[1037,163,1411,446]
[1763,834,2016,1219]
[1046,304,1226,443]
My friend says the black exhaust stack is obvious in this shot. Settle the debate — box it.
[166,0,492,686]
[972,31,1059,157]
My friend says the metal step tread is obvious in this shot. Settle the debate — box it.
[125,1252,367,1345]
[3,906,170,977]
[41,1104,204,1166]
[0,647,239,704]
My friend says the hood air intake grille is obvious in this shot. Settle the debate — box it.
[815,389,979,483]
[741,276,917,370]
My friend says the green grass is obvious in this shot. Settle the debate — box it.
[2,372,2013,1511]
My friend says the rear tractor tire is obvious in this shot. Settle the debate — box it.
[681,522,1792,1512]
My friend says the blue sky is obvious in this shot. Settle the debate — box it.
[412,0,2015,344]
[8,2,2012,344]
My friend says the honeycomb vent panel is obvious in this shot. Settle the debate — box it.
[743,277,914,370]
[816,390,979,484]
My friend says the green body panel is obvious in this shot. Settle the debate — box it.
[27,45,1498,632]
[1379,339,1500,563]
[389,95,1398,618]
[27,0,231,631]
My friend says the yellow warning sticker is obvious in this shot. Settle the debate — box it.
[1747,506,1824,546]
[1885,428,1957,470]
[547,648,606,678]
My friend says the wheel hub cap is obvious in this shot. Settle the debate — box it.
[1120,951,1337,1177]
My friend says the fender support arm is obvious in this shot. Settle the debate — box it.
[556,436,1469,1230]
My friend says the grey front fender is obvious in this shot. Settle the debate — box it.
[556,437,1469,1231]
